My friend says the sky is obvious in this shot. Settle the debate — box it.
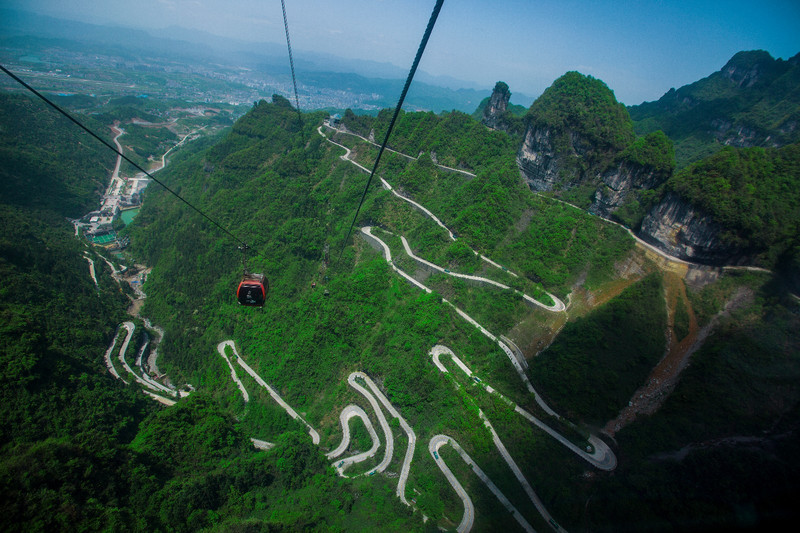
[5,0,800,105]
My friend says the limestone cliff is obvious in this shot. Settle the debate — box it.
[590,130,675,220]
[639,192,741,264]
[516,72,634,192]
[516,125,561,191]
[481,81,511,130]
[590,162,663,218]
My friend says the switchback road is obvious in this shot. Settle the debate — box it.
[430,435,535,533]
[431,345,616,471]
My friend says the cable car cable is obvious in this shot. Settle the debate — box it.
[0,63,250,250]
[279,0,304,143]
[336,0,445,264]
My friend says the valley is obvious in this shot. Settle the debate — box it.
[2,35,799,532]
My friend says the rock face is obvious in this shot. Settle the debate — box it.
[629,50,800,166]
[639,192,740,264]
[516,71,635,192]
[721,50,771,88]
[481,82,511,131]
[590,162,664,218]
[516,126,561,191]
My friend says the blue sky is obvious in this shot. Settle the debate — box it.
[6,0,800,105]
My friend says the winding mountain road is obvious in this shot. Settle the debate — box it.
[231,343,321,445]
[217,340,250,403]
[83,254,98,286]
[215,342,418,507]
[103,326,125,383]
[347,372,394,473]
[399,234,564,312]
[115,322,177,397]
[431,345,616,471]
[318,121,566,315]
[361,226,556,413]
[326,405,381,476]
[430,435,535,533]
[322,122,478,179]
[352,371,417,504]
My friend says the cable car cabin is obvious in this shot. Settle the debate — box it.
[237,273,267,306]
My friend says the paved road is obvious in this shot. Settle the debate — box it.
[537,192,774,276]
[115,322,178,397]
[143,390,176,406]
[361,227,548,405]
[354,371,418,505]
[83,254,98,286]
[430,435,535,533]
[432,345,617,472]
[326,404,381,476]
[322,122,478,179]
[319,123,568,315]
[110,126,124,189]
[232,343,321,445]
[399,235,565,313]
[317,125,372,173]
[215,347,417,506]
[102,326,126,383]
[432,345,575,531]
[217,340,250,403]
[347,372,394,474]
[213,344,418,504]
[429,435,475,532]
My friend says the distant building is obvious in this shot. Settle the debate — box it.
[330,113,341,126]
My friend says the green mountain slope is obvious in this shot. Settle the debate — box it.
[526,71,635,160]
[666,142,800,267]
[4,85,800,531]
[629,50,800,168]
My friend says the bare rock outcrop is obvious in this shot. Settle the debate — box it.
[590,162,664,218]
[481,81,511,130]
[639,192,740,264]
[516,126,561,191]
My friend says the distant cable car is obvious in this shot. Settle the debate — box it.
[237,273,267,306]
[236,245,267,306]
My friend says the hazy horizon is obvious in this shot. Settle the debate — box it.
[3,0,799,105]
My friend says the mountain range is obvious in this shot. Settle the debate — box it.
[1,39,799,532]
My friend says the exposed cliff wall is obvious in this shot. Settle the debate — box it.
[517,72,634,194]
[516,125,562,191]
[478,81,525,135]
[590,162,662,218]
[482,81,510,130]
[639,192,741,264]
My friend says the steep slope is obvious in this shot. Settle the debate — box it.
[6,82,799,531]
[475,81,525,135]
[630,50,800,167]
[0,93,114,216]
[517,71,635,194]
[515,71,675,222]
[639,142,800,269]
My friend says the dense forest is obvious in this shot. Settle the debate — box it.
[2,63,800,533]
[508,62,799,280]
[629,50,800,168]
[667,143,800,267]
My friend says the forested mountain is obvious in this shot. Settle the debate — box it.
[629,50,800,168]
[0,94,421,531]
[505,53,800,278]
[127,94,798,531]
[3,69,800,532]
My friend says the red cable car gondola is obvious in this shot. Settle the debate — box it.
[236,244,267,306]
[237,273,267,306]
